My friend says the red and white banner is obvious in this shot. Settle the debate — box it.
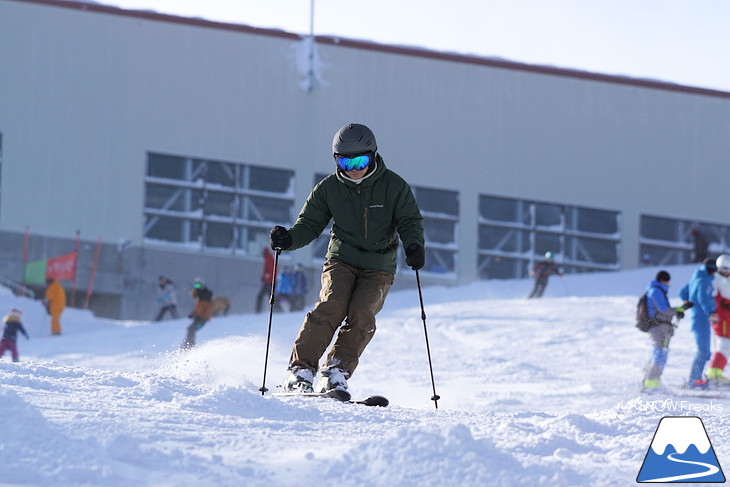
[46,252,78,280]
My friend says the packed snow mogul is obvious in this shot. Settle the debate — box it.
[707,254,730,385]
[269,122,424,394]
[527,251,564,298]
[680,257,718,389]
[181,278,213,349]
[641,271,685,391]
[0,307,29,362]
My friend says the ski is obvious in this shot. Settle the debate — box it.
[640,386,729,400]
[674,384,730,399]
[352,395,389,407]
[273,389,389,407]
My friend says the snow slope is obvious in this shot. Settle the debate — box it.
[2,264,729,486]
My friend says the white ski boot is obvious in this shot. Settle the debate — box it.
[283,367,315,393]
[315,367,348,394]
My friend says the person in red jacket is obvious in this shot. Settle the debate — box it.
[255,247,275,313]
[708,254,730,385]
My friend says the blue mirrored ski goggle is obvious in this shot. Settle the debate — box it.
[335,153,371,172]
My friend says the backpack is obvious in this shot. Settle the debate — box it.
[636,293,655,332]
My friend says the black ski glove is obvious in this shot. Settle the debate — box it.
[270,226,292,251]
[405,243,425,271]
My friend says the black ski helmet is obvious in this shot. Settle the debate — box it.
[332,123,377,156]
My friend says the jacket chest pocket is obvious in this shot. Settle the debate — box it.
[367,204,387,223]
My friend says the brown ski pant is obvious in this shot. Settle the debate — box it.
[289,259,394,378]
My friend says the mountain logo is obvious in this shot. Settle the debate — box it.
[637,416,725,483]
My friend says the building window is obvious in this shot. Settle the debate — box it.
[144,153,295,255]
[640,215,730,266]
[478,195,621,279]
[410,186,459,275]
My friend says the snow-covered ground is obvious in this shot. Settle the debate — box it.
[2,263,728,486]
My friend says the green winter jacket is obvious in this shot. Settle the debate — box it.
[287,156,424,275]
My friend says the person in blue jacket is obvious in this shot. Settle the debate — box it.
[290,264,309,311]
[680,257,718,389]
[276,267,295,311]
[643,271,685,390]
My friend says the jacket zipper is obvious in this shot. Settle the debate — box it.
[357,186,368,239]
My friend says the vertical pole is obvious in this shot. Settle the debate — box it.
[84,236,102,309]
[70,231,80,307]
[259,248,282,395]
[416,270,440,409]
[307,0,315,92]
[21,227,29,296]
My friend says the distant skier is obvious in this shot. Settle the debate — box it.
[290,264,309,312]
[641,271,685,391]
[527,251,563,298]
[269,122,424,394]
[0,308,30,362]
[680,257,718,389]
[154,275,179,321]
[181,278,213,349]
[255,247,275,313]
[707,254,730,385]
[276,266,295,312]
[43,278,66,335]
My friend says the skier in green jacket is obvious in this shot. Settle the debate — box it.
[270,123,425,394]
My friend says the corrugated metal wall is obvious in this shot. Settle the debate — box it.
[1,0,728,290]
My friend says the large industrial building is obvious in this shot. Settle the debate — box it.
[1,0,729,319]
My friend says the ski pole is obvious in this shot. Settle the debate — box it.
[415,269,440,409]
[259,248,281,395]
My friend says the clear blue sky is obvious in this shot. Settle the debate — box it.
[106,0,730,92]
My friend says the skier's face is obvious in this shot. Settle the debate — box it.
[344,167,368,179]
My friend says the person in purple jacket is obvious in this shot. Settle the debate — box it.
[0,308,30,362]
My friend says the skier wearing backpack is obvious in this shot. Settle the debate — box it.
[707,254,730,385]
[680,257,718,389]
[642,270,685,391]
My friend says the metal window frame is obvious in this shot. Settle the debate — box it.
[143,153,294,255]
[478,194,621,279]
